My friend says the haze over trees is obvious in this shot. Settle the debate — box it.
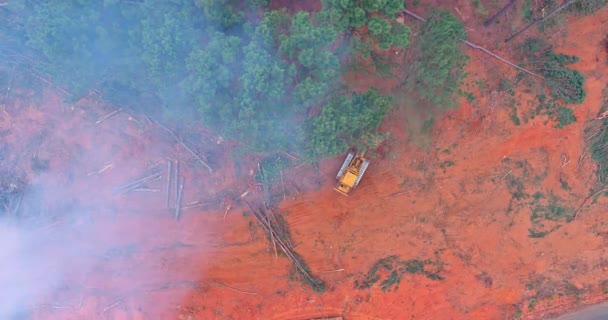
[0,0,469,159]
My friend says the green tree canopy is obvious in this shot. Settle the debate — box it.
[307,88,391,158]
[2,1,402,159]
[321,0,410,51]
[411,10,468,109]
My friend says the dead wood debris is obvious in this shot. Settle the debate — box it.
[95,109,122,125]
[505,0,580,42]
[174,160,180,204]
[484,0,517,27]
[385,189,412,199]
[132,188,160,192]
[182,201,215,210]
[561,153,570,167]
[87,163,113,176]
[242,200,324,292]
[155,121,213,173]
[175,175,184,221]
[213,281,258,295]
[113,170,162,194]
[102,300,122,314]
[165,160,173,209]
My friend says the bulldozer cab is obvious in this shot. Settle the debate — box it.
[334,149,369,196]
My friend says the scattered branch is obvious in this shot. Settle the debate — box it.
[95,109,122,125]
[574,188,608,219]
[385,190,412,199]
[213,281,258,295]
[87,163,113,176]
[102,300,122,314]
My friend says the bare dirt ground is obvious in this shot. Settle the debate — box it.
[1,2,608,320]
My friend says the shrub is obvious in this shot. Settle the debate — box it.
[519,38,585,104]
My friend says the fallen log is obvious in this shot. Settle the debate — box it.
[505,0,580,42]
[174,160,179,205]
[155,121,213,173]
[113,171,162,194]
[95,109,122,124]
[175,175,184,221]
[484,0,517,27]
[165,160,173,209]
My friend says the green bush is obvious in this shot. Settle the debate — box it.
[555,107,576,128]
[519,38,585,104]
[535,100,576,128]
[566,0,608,15]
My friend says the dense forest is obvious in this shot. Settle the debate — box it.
[0,0,469,159]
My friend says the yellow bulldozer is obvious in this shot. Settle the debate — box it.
[334,149,369,196]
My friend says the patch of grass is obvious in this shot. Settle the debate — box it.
[471,0,488,15]
[601,279,608,294]
[529,229,551,238]
[421,117,435,134]
[528,194,573,237]
[511,110,521,125]
[528,298,537,311]
[513,308,523,320]
[440,160,455,168]
[355,255,445,292]
[460,90,476,103]
[532,204,571,222]
[535,100,576,128]
[473,79,489,91]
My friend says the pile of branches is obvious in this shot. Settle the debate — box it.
[243,200,326,293]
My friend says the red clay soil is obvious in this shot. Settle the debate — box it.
[1,4,608,320]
